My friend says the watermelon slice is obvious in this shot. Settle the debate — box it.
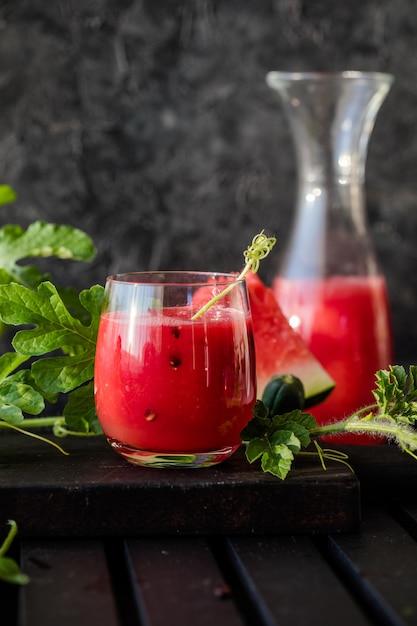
[246,271,335,406]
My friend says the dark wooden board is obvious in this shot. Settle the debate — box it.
[0,431,360,537]
[326,442,417,499]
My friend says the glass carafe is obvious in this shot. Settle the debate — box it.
[266,71,394,444]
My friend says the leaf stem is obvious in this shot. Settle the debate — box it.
[0,417,63,430]
[309,418,417,452]
[0,520,18,558]
[52,424,101,438]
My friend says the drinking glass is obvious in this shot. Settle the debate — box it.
[94,271,256,468]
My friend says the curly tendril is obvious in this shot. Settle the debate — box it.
[243,231,277,274]
[191,230,276,319]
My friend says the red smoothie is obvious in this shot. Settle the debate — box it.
[273,275,393,444]
[94,305,256,454]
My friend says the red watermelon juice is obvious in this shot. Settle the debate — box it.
[94,305,256,464]
[273,275,393,444]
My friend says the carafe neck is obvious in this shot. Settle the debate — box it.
[266,71,393,279]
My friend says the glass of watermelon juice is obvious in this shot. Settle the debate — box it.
[94,272,256,468]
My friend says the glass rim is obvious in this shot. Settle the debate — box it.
[106,270,243,287]
[266,70,394,84]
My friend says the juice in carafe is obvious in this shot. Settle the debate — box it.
[273,275,393,444]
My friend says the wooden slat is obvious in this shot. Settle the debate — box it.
[326,506,417,625]
[126,537,244,626]
[0,432,360,537]
[18,539,120,626]
[224,535,370,626]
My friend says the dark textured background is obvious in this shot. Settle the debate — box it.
[0,0,416,362]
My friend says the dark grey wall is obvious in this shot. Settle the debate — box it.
[0,0,416,362]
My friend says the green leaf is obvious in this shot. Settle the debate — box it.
[0,353,45,424]
[0,281,100,352]
[278,421,311,448]
[246,437,269,463]
[392,365,407,390]
[63,382,102,434]
[1,264,50,290]
[0,404,25,425]
[371,365,417,425]
[270,410,317,432]
[31,286,103,393]
[0,352,30,380]
[0,379,44,418]
[265,411,315,449]
[0,221,96,288]
[242,404,312,479]
[31,354,94,393]
[240,400,273,440]
[9,368,58,404]
[0,556,29,584]
[0,281,103,432]
[244,429,300,480]
[0,221,96,265]
[0,520,29,585]
[373,367,397,410]
[252,399,270,421]
[0,185,17,207]
[240,418,268,441]
[0,213,102,438]
[270,429,302,454]
[407,365,417,398]
[260,444,294,479]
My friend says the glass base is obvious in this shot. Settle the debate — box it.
[107,438,239,468]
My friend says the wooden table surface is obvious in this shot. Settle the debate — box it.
[2,431,417,626]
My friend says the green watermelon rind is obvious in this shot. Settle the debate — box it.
[304,382,335,408]
[290,367,335,408]
[257,365,335,408]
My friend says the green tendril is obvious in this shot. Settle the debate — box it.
[299,442,355,474]
[243,231,277,274]
[1,421,69,455]
[191,230,276,320]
